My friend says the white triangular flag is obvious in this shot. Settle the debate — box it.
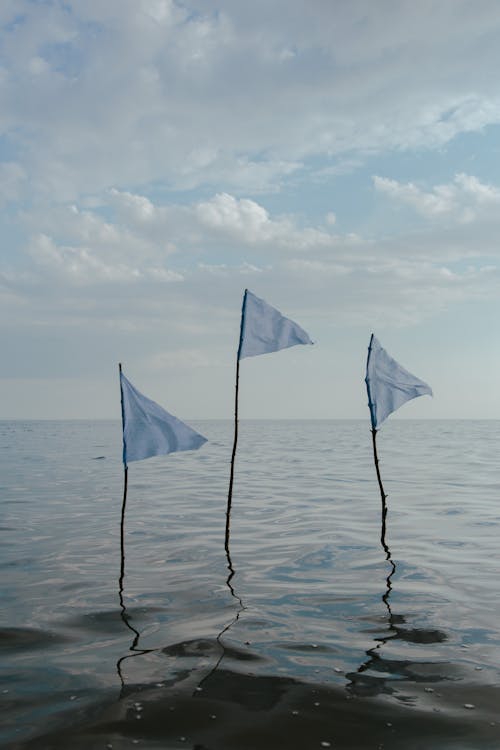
[365,334,432,429]
[237,289,313,360]
[120,371,207,465]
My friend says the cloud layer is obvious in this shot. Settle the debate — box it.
[1,1,500,417]
[2,1,500,199]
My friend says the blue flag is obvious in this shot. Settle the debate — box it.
[120,370,207,465]
[237,289,313,360]
[365,334,433,430]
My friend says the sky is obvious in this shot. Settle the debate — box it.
[1,0,500,420]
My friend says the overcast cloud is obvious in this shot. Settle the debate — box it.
[1,0,500,419]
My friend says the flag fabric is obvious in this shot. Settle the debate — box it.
[237,289,313,360]
[120,371,207,465]
[365,334,433,430]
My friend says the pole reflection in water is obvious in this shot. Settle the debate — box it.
[346,607,449,698]
[194,496,246,694]
[346,433,448,697]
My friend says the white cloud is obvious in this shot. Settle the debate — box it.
[108,189,157,222]
[28,233,183,285]
[195,192,335,249]
[373,176,457,217]
[373,173,500,222]
[197,193,273,235]
[454,173,500,205]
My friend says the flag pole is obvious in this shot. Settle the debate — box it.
[225,290,247,553]
[370,426,390,555]
[118,363,128,594]
[366,336,391,558]
[118,363,139,640]
[225,357,240,552]
[371,424,396,608]
[119,466,128,590]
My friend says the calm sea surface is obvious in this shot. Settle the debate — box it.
[1,419,500,749]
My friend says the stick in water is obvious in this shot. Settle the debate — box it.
[225,291,247,552]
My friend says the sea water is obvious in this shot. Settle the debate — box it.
[1,419,499,749]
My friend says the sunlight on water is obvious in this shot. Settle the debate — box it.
[1,419,500,749]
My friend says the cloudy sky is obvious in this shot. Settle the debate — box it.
[1,0,500,420]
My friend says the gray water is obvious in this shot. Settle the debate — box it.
[1,419,500,749]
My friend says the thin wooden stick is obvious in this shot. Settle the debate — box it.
[118,364,141,640]
[366,337,392,561]
[371,427,396,620]
[225,356,240,553]
[225,290,247,553]
[119,464,129,594]
[371,428,389,553]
